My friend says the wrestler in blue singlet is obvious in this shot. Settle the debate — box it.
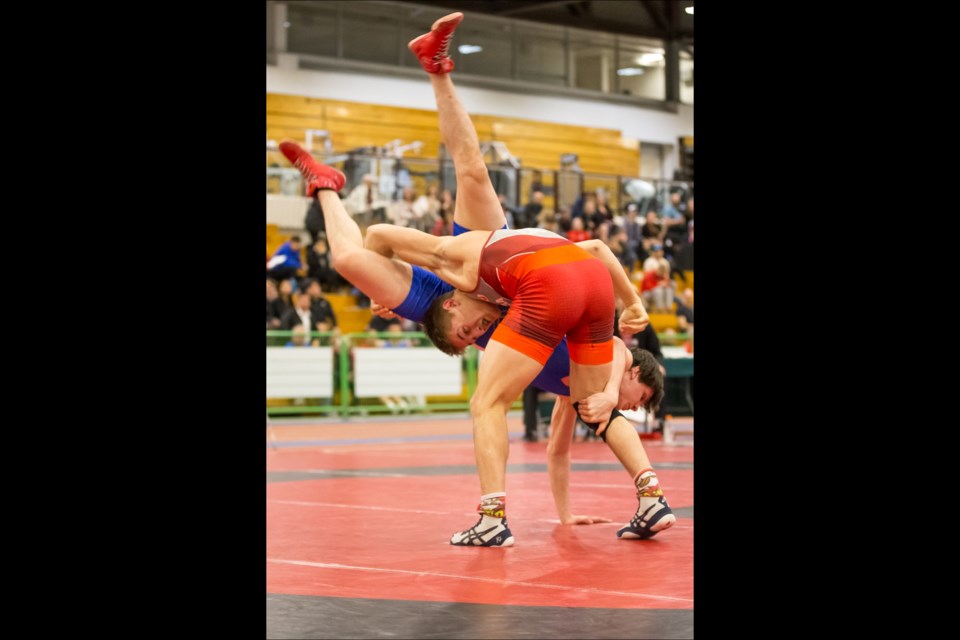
[392,221,572,396]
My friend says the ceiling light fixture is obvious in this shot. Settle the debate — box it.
[685,6,694,15]
[617,68,645,76]
[636,53,664,66]
[458,44,483,55]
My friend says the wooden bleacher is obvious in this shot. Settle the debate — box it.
[325,292,372,335]
[267,94,642,212]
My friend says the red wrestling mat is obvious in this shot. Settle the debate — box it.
[267,420,693,610]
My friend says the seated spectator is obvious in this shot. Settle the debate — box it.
[300,278,338,334]
[516,190,544,229]
[285,324,318,348]
[280,288,314,332]
[266,278,285,329]
[277,278,294,313]
[641,212,663,250]
[431,208,454,236]
[641,244,674,313]
[412,184,441,233]
[607,225,637,271]
[344,173,388,226]
[388,187,417,228]
[566,216,591,243]
[306,235,343,292]
[674,288,694,326]
[661,190,688,228]
[592,190,614,229]
[497,193,519,229]
[267,235,304,284]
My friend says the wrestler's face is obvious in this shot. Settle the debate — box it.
[618,373,654,412]
[443,297,499,351]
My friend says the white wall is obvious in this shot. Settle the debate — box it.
[266,65,692,159]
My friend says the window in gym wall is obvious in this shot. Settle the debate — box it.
[680,49,694,105]
[569,30,616,93]
[454,16,513,80]
[286,2,338,58]
[616,36,666,101]
[517,27,567,87]
[341,2,402,65]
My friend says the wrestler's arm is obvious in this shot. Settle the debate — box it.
[576,337,630,424]
[365,224,474,290]
[547,396,613,525]
[575,239,649,335]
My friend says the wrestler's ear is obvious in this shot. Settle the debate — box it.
[442,298,459,310]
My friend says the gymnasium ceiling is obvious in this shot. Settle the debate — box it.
[391,0,694,56]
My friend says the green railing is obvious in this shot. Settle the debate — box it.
[267,330,690,417]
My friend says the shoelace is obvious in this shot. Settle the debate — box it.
[293,157,318,184]
[434,33,453,60]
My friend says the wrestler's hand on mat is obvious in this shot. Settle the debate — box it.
[619,302,649,336]
[577,391,617,425]
[370,301,399,320]
[562,514,614,525]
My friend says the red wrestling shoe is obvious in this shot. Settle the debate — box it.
[279,140,345,195]
[408,12,463,75]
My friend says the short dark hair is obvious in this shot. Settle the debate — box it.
[289,235,302,244]
[422,290,462,356]
[630,347,664,413]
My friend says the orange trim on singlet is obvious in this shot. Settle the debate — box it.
[489,323,554,365]
[510,243,595,282]
[568,339,614,365]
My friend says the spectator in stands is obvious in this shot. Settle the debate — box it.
[280,288,315,333]
[623,203,643,265]
[516,190,544,229]
[284,324,314,348]
[377,320,413,349]
[640,211,663,251]
[641,244,673,313]
[556,208,573,235]
[592,190,614,229]
[277,278,295,313]
[413,184,442,233]
[267,235,304,284]
[300,278,338,333]
[388,186,417,228]
[497,192,519,228]
[674,288,694,327]
[266,278,285,329]
[607,224,637,271]
[344,173,387,226]
[307,235,342,292]
[570,191,595,223]
[661,191,687,228]
[431,208,454,236]
[439,189,455,222]
[529,169,546,197]
[566,216,591,243]
[304,191,326,244]
[675,219,694,273]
